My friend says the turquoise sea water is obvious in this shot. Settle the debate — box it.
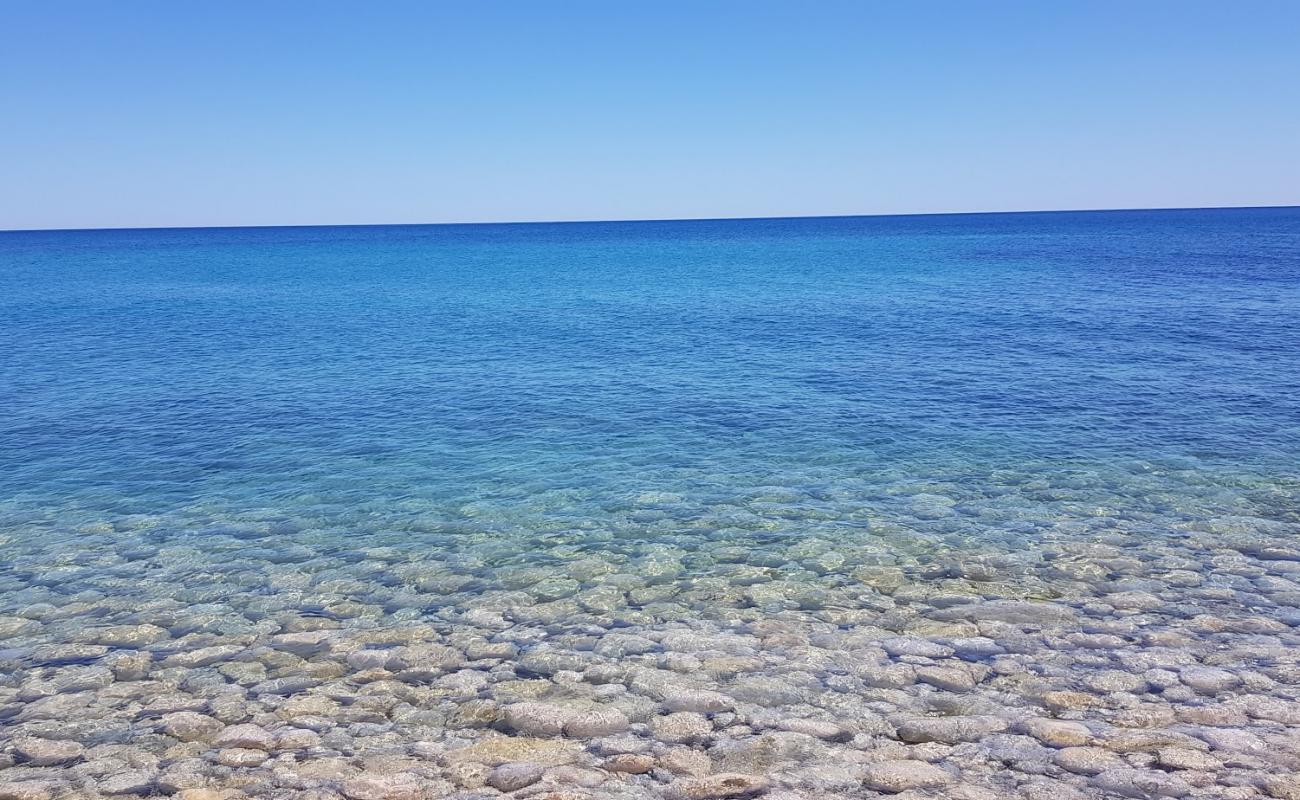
[3,210,1299,552]
[2,208,1300,797]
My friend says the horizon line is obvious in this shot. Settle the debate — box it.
[2,203,1297,235]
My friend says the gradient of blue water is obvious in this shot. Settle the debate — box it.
[2,208,1299,550]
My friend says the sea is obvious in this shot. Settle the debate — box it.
[1,207,1299,797]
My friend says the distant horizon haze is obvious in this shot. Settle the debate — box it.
[3,203,1299,235]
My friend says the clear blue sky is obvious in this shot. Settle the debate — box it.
[3,1,1298,230]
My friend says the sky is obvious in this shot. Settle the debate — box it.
[2,1,1299,230]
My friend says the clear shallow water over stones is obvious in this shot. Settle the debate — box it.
[2,209,1300,799]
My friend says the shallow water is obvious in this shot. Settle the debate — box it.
[2,209,1300,799]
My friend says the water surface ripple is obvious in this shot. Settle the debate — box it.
[1,209,1300,799]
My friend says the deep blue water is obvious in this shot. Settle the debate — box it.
[2,208,1299,558]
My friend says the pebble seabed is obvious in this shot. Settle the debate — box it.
[3,471,1300,800]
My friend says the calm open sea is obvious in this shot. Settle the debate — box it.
[5,209,1298,525]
